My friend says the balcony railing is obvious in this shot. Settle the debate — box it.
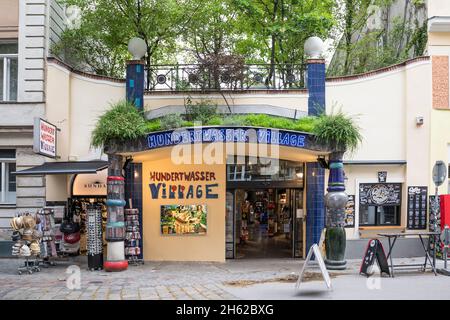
[145,63,306,92]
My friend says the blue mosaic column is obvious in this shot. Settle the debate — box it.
[126,60,145,110]
[305,162,325,255]
[307,59,326,116]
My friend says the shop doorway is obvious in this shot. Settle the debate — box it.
[226,188,304,259]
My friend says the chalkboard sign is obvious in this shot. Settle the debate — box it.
[359,183,401,206]
[360,239,390,277]
[407,186,427,230]
[344,195,355,228]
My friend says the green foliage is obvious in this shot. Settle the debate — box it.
[311,109,362,153]
[160,114,184,130]
[328,0,428,76]
[56,0,187,77]
[55,0,336,77]
[145,113,317,133]
[184,97,218,123]
[91,101,147,148]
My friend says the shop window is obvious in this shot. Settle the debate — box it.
[226,156,304,182]
[358,183,402,227]
[0,149,16,204]
[0,41,18,101]
[360,205,400,226]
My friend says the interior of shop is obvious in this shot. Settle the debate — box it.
[226,156,305,259]
[233,188,303,259]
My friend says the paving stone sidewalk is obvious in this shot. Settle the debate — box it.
[0,257,444,300]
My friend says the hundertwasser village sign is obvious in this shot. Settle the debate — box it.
[149,171,219,199]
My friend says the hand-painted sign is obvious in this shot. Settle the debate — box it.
[359,183,401,206]
[33,118,57,158]
[147,127,308,150]
[149,171,218,200]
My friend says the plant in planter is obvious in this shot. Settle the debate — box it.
[312,108,362,270]
[91,100,147,148]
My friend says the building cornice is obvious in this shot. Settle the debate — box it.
[326,56,430,83]
[46,57,126,83]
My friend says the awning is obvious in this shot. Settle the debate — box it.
[14,161,108,176]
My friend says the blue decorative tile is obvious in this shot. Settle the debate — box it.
[305,162,325,255]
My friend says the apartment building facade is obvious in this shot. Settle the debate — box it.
[0,0,65,241]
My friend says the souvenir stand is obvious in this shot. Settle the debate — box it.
[10,213,42,275]
[38,208,57,267]
[125,202,143,265]
[86,204,103,270]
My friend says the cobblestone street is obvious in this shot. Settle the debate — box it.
[1,257,450,300]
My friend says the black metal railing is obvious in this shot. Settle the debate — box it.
[145,63,306,91]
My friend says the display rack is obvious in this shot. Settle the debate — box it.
[10,213,43,275]
[125,207,144,265]
[87,204,103,270]
[38,208,57,267]
[18,255,41,275]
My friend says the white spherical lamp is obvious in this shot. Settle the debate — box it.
[304,36,324,59]
[128,37,147,60]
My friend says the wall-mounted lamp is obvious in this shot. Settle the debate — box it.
[317,156,329,169]
[416,116,424,126]
[295,167,304,179]
[123,156,133,171]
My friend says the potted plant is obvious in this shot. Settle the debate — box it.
[312,108,362,270]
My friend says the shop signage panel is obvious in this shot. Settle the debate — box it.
[33,118,58,158]
[344,195,355,228]
[359,183,402,206]
[147,127,308,150]
[407,186,427,230]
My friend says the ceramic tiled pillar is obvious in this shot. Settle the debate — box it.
[307,59,326,116]
[126,60,145,111]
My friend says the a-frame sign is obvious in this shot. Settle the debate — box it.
[360,239,390,277]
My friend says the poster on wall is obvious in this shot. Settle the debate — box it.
[160,204,207,235]
[407,186,427,230]
[344,195,355,228]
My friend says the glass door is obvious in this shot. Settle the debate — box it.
[225,190,235,258]
[291,189,303,258]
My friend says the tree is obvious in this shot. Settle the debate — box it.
[55,0,191,82]
[232,0,335,86]
[328,0,428,76]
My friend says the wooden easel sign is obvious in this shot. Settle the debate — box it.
[360,239,390,277]
[295,244,332,290]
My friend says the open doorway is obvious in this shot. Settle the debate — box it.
[228,188,303,259]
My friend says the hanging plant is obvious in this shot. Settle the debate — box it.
[91,100,147,148]
[311,108,362,153]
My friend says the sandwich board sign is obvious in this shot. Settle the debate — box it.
[359,239,390,277]
[295,243,332,290]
